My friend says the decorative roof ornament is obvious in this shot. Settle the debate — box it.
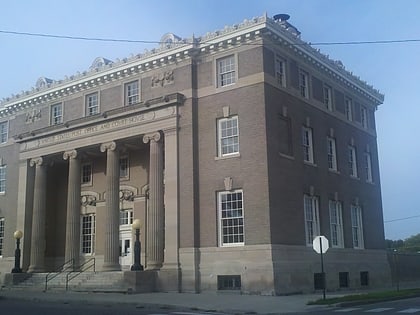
[90,57,113,70]
[35,77,53,89]
[160,33,182,49]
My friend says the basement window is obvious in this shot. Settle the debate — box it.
[339,272,349,288]
[360,271,369,286]
[217,275,241,290]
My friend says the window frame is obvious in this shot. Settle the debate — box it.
[348,145,358,178]
[119,209,134,226]
[120,155,130,180]
[304,194,320,246]
[329,200,344,248]
[50,103,63,125]
[275,55,286,88]
[302,126,314,164]
[0,218,4,257]
[345,97,353,121]
[351,205,364,249]
[217,55,236,87]
[323,85,333,111]
[361,106,368,129]
[85,92,99,116]
[0,121,8,144]
[125,81,139,106]
[299,70,309,98]
[218,189,245,247]
[364,152,373,183]
[81,162,92,186]
[0,165,6,194]
[217,116,240,157]
[327,137,337,171]
[81,214,96,255]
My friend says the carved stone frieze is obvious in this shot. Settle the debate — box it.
[25,109,42,123]
[119,189,134,201]
[151,70,174,87]
[81,195,96,206]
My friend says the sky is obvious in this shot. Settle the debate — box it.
[0,0,419,240]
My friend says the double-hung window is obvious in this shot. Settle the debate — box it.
[0,121,8,144]
[120,209,134,226]
[0,165,6,193]
[81,214,95,254]
[304,195,320,245]
[329,200,344,248]
[299,70,309,98]
[81,163,92,186]
[218,190,244,246]
[50,103,63,125]
[120,156,129,179]
[302,127,314,163]
[324,85,333,111]
[361,106,368,129]
[345,97,353,121]
[348,145,358,177]
[275,56,286,87]
[86,92,99,116]
[0,218,4,256]
[351,205,364,249]
[217,55,236,87]
[218,116,239,157]
[125,81,139,105]
[327,137,337,171]
[364,152,373,183]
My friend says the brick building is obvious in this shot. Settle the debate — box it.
[0,14,390,294]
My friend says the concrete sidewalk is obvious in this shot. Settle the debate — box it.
[0,289,330,314]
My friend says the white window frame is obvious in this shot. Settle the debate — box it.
[0,121,8,144]
[218,189,244,247]
[345,97,353,121]
[364,152,373,183]
[81,163,92,186]
[119,209,134,226]
[81,214,95,255]
[302,127,314,163]
[0,218,4,257]
[218,116,239,157]
[324,85,333,111]
[329,200,344,248]
[348,145,358,178]
[351,205,364,249]
[275,55,286,87]
[125,81,139,106]
[120,156,129,180]
[0,165,6,194]
[361,106,368,129]
[304,194,320,246]
[327,137,337,171]
[217,55,236,87]
[299,70,309,98]
[85,92,99,116]
[50,103,63,125]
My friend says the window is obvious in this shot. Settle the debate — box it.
[120,209,134,225]
[81,163,92,185]
[339,272,349,288]
[217,55,236,87]
[0,165,5,193]
[0,121,8,144]
[275,56,286,87]
[360,271,369,286]
[345,97,353,121]
[329,200,344,248]
[81,214,95,254]
[302,127,314,163]
[86,93,99,116]
[351,205,364,249]
[348,146,358,177]
[364,152,373,183]
[299,70,309,98]
[327,137,337,171]
[0,218,4,256]
[218,275,241,290]
[304,194,320,246]
[125,81,139,105]
[218,190,244,246]
[361,106,368,129]
[324,85,333,111]
[218,116,239,157]
[120,156,129,179]
[50,103,63,125]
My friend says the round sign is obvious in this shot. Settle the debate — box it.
[313,235,329,254]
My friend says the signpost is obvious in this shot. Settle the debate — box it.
[313,235,329,300]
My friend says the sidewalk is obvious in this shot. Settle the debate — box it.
[0,289,329,314]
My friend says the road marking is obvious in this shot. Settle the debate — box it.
[173,313,226,315]
[334,308,363,312]
[398,309,420,313]
[365,308,394,312]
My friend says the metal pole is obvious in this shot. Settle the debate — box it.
[131,228,144,271]
[320,237,326,300]
[11,238,22,273]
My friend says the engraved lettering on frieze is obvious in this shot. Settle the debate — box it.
[26,109,42,123]
[151,70,174,87]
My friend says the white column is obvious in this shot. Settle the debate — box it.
[100,141,121,271]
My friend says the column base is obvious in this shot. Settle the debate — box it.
[102,263,121,272]
[146,262,162,270]
[27,265,45,273]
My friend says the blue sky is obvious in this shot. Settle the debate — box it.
[1,1,419,240]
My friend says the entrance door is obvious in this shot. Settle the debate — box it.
[119,229,132,269]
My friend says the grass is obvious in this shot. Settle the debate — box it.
[308,288,420,305]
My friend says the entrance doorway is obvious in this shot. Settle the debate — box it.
[119,228,132,269]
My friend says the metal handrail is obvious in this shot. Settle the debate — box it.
[45,258,74,291]
[66,257,95,290]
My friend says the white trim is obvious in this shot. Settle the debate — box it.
[218,189,244,247]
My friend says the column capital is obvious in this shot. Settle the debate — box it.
[29,157,43,167]
[63,149,78,160]
[100,141,117,153]
[143,131,162,144]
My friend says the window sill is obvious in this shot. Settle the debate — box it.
[220,243,244,247]
[81,183,93,187]
[328,169,340,175]
[303,161,317,167]
[279,153,294,160]
[350,175,360,180]
[215,153,241,161]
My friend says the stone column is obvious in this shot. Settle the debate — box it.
[63,149,81,270]
[143,131,164,270]
[100,141,121,271]
[28,157,47,273]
